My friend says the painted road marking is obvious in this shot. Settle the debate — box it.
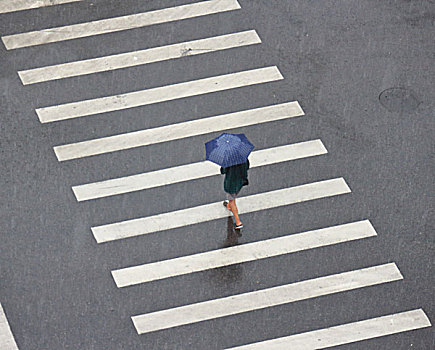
[0,304,19,350]
[54,101,303,161]
[131,263,403,334]
[73,140,327,201]
[226,309,432,349]
[112,220,377,287]
[2,0,241,49]
[0,0,81,14]
[36,66,283,123]
[91,178,351,243]
[18,30,262,85]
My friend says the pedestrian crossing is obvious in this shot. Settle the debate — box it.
[0,0,82,14]
[131,263,403,334]
[2,0,431,348]
[226,309,432,349]
[18,30,262,85]
[35,66,283,123]
[0,304,19,350]
[91,178,351,243]
[1,0,241,49]
[73,140,326,201]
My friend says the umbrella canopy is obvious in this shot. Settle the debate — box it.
[205,133,254,168]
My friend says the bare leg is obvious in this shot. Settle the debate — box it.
[228,199,242,226]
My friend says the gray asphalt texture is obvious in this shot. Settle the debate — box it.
[0,0,434,349]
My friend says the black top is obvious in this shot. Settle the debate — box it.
[220,160,250,194]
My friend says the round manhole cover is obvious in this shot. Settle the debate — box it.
[379,88,420,113]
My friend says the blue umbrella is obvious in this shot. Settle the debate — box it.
[205,133,254,168]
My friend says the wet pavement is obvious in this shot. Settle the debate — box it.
[0,0,433,349]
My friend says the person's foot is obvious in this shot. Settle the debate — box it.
[223,200,231,210]
[235,223,243,230]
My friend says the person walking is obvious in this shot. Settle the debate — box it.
[205,132,254,231]
[221,159,250,230]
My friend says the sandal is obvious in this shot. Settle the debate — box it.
[235,223,244,230]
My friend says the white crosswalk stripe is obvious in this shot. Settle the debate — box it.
[53,101,304,161]
[91,178,351,243]
[112,220,377,287]
[226,309,432,349]
[131,263,403,334]
[0,304,19,350]
[0,0,81,14]
[36,66,284,123]
[18,30,262,85]
[72,140,327,201]
[1,0,241,49]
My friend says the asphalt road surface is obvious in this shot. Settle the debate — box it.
[0,0,434,349]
